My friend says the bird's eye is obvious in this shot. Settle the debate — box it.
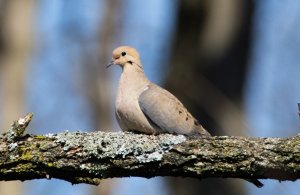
[121,52,126,56]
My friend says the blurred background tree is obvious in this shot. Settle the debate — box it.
[0,1,299,195]
[0,1,36,195]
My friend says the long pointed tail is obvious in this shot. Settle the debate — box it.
[246,179,264,188]
[195,125,211,137]
[193,125,263,187]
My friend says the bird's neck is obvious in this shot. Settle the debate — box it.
[122,64,147,80]
[118,65,150,94]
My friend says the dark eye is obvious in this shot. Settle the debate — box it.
[121,52,126,56]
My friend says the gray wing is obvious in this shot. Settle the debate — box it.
[138,84,196,134]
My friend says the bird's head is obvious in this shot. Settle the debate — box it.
[107,46,142,69]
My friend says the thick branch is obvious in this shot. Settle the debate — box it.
[0,114,299,187]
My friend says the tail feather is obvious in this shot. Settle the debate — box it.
[192,124,211,137]
[246,179,264,188]
[191,123,263,187]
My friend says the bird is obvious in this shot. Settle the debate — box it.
[107,46,263,188]
[107,46,210,137]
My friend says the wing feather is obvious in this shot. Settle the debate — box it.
[138,84,195,134]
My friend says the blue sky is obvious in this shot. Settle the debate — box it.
[5,0,298,194]
[25,1,178,195]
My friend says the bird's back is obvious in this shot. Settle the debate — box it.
[138,84,211,137]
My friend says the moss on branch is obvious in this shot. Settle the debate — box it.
[0,114,299,187]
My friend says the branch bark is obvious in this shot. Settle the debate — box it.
[1,114,299,187]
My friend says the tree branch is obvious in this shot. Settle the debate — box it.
[1,114,299,187]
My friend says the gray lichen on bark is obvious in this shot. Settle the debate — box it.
[0,113,299,187]
[53,131,186,162]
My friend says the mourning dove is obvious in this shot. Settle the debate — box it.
[107,46,210,137]
[106,46,263,187]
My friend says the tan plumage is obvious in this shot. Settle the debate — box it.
[107,46,263,187]
[108,46,210,137]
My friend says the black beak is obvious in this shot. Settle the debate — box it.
[106,60,114,69]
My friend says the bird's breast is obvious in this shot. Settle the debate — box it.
[115,76,157,134]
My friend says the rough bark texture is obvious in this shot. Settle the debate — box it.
[0,114,299,187]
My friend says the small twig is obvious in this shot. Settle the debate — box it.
[7,113,33,142]
[1,114,299,187]
[298,103,300,119]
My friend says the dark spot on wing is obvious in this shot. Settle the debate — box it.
[179,111,182,114]
[194,120,200,126]
[186,117,188,121]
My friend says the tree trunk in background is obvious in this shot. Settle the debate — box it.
[0,0,36,195]
[165,0,253,194]
[80,1,121,195]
